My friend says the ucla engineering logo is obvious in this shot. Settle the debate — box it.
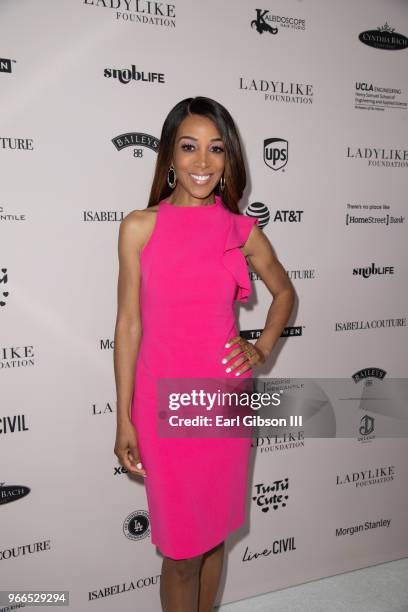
[264,138,288,170]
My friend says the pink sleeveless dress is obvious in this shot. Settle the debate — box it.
[131,194,259,559]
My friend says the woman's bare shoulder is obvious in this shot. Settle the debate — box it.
[122,205,158,227]
[119,206,159,252]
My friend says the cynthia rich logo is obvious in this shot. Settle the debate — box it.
[251,10,305,35]
[359,23,408,50]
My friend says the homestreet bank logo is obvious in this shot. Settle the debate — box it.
[359,23,408,51]
[345,202,405,227]
[251,9,306,35]
[83,0,176,27]
[239,77,313,104]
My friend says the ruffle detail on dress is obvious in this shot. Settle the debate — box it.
[222,214,259,303]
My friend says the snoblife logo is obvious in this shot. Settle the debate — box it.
[104,64,165,85]
[352,262,394,278]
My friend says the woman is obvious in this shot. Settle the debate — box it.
[114,96,294,611]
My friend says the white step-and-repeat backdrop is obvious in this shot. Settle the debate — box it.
[1,1,408,610]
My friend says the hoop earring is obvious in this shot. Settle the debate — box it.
[167,164,177,189]
[219,175,225,191]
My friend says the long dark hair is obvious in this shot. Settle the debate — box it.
[147,97,246,213]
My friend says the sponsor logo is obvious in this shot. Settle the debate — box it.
[240,326,303,341]
[0,539,51,561]
[123,510,151,541]
[245,202,305,226]
[0,415,29,435]
[0,203,27,223]
[112,132,159,159]
[251,431,305,453]
[245,202,270,228]
[242,537,297,561]
[354,81,407,112]
[335,318,406,332]
[359,23,408,51]
[0,482,30,505]
[352,367,386,383]
[252,478,289,513]
[336,518,391,536]
[336,465,395,487]
[251,10,305,35]
[358,413,375,442]
[263,138,288,170]
[0,58,15,73]
[104,64,165,85]
[346,147,408,168]
[88,574,161,600]
[0,138,34,151]
[83,211,124,221]
[1,344,35,368]
[239,77,313,104]
[345,202,405,227]
[352,262,394,278]
[83,0,176,28]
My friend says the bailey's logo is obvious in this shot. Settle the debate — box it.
[112,132,159,157]
[352,367,386,383]
[359,23,408,51]
[264,138,288,170]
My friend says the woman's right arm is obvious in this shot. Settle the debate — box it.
[113,211,147,477]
